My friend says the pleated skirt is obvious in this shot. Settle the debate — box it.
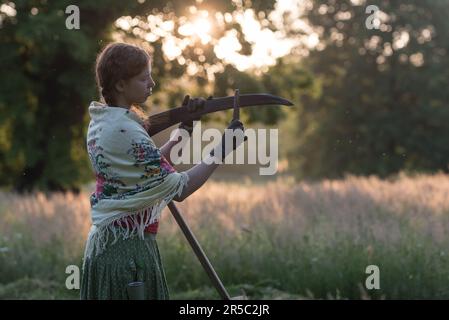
[80,228,170,300]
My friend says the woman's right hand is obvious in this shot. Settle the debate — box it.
[173,119,247,202]
[210,119,247,160]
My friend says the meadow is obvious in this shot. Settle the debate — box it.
[1,172,449,299]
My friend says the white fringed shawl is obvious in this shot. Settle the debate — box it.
[83,101,188,261]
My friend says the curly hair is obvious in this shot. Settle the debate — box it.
[95,42,152,126]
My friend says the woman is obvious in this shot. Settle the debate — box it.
[80,42,245,299]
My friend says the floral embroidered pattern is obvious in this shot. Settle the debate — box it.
[84,102,189,262]
[86,109,182,209]
[87,137,126,206]
[160,155,176,174]
[127,138,174,179]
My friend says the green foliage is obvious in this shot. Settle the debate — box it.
[2,206,449,299]
[6,0,448,189]
[149,206,449,300]
[0,277,78,300]
[289,0,449,179]
[0,0,122,192]
[0,0,284,192]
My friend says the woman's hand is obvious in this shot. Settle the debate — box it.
[210,119,247,161]
[178,95,213,135]
[182,94,210,113]
[173,118,247,202]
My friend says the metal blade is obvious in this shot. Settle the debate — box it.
[147,93,294,136]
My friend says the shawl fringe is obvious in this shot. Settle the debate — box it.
[82,172,188,266]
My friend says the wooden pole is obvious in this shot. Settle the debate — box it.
[167,202,231,300]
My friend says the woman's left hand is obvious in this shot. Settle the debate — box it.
[182,94,209,113]
[179,95,212,134]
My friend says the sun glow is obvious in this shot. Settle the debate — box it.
[178,16,212,45]
[114,1,307,72]
[193,17,211,35]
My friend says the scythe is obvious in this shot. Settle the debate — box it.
[147,92,294,136]
[148,91,294,300]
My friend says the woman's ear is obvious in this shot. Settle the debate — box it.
[115,79,125,93]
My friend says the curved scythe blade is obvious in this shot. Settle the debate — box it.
[147,93,294,136]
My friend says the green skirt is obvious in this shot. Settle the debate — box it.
[80,228,170,300]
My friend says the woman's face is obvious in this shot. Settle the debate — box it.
[121,63,156,104]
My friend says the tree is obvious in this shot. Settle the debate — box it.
[288,0,449,179]
[0,0,283,192]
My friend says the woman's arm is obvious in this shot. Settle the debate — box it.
[172,119,245,202]
[172,156,220,201]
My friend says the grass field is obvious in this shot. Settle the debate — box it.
[1,172,449,299]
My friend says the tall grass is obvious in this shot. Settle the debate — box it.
[1,172,449,299]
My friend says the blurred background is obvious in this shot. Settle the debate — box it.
[1,0,449,299]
